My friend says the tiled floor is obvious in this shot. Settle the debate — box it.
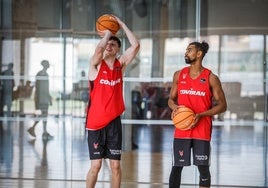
[0,115,267,188]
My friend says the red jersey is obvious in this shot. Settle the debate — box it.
[174,67,213,141]
[86,59,125,130]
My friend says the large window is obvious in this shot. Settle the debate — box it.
[0,1,267,187]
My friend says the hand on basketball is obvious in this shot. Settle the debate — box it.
[190,114,201,129]
[171,107,178,120]
[113,16,123,28]
[97,29,113,38]
[171,105,185,119]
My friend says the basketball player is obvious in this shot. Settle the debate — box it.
[168,41,227,188]
[85,16,140,188]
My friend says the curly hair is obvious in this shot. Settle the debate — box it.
[189,41,209,59]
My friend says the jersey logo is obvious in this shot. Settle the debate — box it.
[100,78,121,86]
[93,142,99,149]
[179,150,184,157]
[180,88,206,96]
[200,78,206,83]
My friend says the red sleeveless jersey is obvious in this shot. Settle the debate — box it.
[86,59,125,130]
[174,67,213,141]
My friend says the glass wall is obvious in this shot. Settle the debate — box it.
[0,0,267,187]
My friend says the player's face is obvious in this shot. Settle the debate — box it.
[106,40,120,55]
[184,45,197,64]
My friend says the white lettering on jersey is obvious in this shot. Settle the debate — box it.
[100,78,121,86]
[180,88,206,96]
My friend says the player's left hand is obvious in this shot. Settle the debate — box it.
[98,29,113,38]
[191,114,201,129]
[113,16,124,28]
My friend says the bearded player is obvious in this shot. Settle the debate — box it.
[168,41,227,188]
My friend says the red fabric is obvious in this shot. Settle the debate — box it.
[86,59,125,130]
[174,67,213,141]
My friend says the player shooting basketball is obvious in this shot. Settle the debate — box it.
[85,15,140,188]
[168,41,227,188]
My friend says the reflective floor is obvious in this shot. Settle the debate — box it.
[0,115,267,188]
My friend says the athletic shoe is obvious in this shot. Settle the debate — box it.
[42,132,53,140]
[27,127,36,137]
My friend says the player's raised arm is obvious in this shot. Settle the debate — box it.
[114,16,140,71]
[88,30,113,81]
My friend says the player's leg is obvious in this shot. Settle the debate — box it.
[109,159,121,188]
[41,108,53,139]
[198,165,211,188]
[27,113,39,137]
[192,139,211,187]
[87,129,105,188]
[106,116,122,187]
[86,159,102,188]
[169,166,183,188]
[169,139,192,188]
[40,108,48,132]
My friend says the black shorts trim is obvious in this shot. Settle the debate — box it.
[87,116,122,160]
[173,138,210,166]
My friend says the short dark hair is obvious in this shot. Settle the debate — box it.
[189,41,209,59]
[109,36,121,48]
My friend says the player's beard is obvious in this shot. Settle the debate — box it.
[185,57,196,64]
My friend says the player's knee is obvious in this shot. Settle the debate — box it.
[198,165,211,187]
[110,160,121,174]
[91,160,102,173]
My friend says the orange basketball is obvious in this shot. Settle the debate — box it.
[96,14,120,35]
[171,106,195,130]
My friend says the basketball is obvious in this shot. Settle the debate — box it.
[171,106,195,130]
[96,14,120,35]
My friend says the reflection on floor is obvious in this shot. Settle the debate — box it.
[0,115,267,188]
